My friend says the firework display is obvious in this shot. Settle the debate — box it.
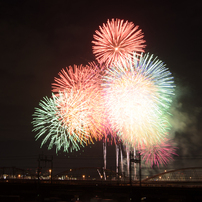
[92,18,146,66]
[102,52,175,148]
[32,18,177,168]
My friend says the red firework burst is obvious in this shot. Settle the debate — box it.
[51,63,106,141]
[52,62,101,94]
[92,18,146,66]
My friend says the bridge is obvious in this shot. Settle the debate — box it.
[1,167,202,201]
[1,166,202,186]
[143,167,202,182]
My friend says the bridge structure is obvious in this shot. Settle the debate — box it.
[1,166,202,186]
[53,166,202,187]
[142,167,202,182]
[1,166,202,202]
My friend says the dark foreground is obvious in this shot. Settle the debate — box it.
[1,180,202,202]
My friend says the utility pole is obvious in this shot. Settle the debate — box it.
[130,151,141,201]
[37,155,41,185]
[139,152,141,187]
[37,154,53,184]
[130,152,141,185]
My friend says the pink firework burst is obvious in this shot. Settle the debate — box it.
[92,18,146,66]
[140,139,178,167]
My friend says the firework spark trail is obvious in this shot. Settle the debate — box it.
[32,96,88,153]
[140,138,178,167]
[92,18,146,66]
[102,52,175,148]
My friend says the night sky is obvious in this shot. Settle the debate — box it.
[0,0,202,174]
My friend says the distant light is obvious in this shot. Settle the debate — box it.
[70,169,72,171]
